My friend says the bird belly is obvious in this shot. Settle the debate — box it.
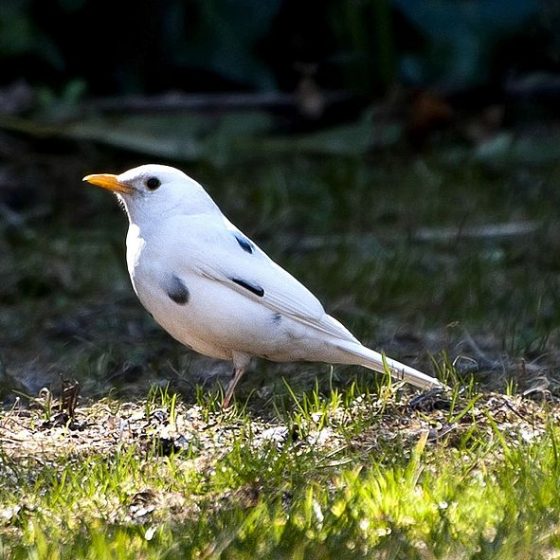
[129,268,343,365]
[130,276,231,360]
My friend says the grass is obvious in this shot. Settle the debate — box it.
[3,150,560,557]
[2,385,560,558]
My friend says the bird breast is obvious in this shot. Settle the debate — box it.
[124,224,310,362]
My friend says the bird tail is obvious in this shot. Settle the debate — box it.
[334,341,444,390]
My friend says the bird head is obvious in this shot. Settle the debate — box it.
[83,164,219,222]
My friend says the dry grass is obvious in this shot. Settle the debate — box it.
[3,152,560,557]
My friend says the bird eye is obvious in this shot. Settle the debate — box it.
[146,177,161,190]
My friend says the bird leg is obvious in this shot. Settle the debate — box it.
[222,367,246,408]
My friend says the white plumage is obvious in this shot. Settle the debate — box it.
[83,164,444,406]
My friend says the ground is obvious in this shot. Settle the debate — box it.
[2,147,560,557]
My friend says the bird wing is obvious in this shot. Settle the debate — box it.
[168,215,358,343]
[200,260,358,343]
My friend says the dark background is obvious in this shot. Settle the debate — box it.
[3,0,560,400]
[3,0,560,123]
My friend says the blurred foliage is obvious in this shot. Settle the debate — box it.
[0,0,554,99]
[0,0,64,67]
[329,0,397,94]
[161,0,282,90]
[396,0,539,88]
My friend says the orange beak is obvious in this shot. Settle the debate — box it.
[82,173,133,194]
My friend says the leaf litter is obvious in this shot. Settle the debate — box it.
[1,387,557,513]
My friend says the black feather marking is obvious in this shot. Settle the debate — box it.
[166,275,190,305]
[271,312,282,325]
[234,233,254,254]
[231,278,264,297]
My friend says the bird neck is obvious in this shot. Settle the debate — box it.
[121,186,222,230]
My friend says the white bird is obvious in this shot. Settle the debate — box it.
[83,164,444,407]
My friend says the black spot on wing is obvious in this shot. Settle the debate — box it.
[271,312,282,325]
[231,278,264,297]
[234,233,254,254]
[166,275,190,305]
